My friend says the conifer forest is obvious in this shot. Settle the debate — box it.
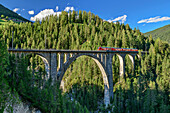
[0,10,169,113]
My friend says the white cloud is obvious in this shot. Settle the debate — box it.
[107,15,127,23]
[28,10,34,15]
[56,6,59,11]
[21,9,25,11]
[13,8,20,12]
[30,6,75,21]
[55,12,62,16]
[113,15,127,23]
[30,9,61,21]
[64,7,74,12]
[107,19,113,23]
[18,14,21,16]
[138,16,170,23]
[70,7,74,11]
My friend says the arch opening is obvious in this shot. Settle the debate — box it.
[59,54,110,109]
[112,54,120,87]
[24,53,50,88]
[125,54,133,76]
[126,54,139,76]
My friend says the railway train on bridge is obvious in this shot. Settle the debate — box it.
[97,47,138,51]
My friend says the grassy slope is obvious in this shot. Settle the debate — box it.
[0,4,31,28]
[0,4,29,22]
[145,24,170,43]
[0,19,8,27]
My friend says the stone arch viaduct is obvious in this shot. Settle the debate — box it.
[8,49,148,106]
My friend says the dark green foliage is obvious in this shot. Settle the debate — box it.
[5,54,90,113]
[0,40,19,113]
[0,10,169,113]
[0,40,10,112]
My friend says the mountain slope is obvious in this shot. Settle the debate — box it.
[0,10,169,113]
[145,24,170,43]
[0,4,29,22]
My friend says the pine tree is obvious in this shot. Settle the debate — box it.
[82,11,88,24]
[68,11,72,23]
[78,10,82,23]
[122,29,128,48]
[107,34,114,47]
[71,10,76,23]
[87,11,91,24]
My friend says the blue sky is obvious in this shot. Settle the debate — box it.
[1,0,170,33]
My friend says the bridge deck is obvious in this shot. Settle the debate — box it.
[8,49,148,54]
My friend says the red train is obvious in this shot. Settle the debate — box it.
[97,47,138,51]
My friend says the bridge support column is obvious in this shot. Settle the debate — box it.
[65,53,70,62]
[102,53,114,107]
[56,53,64,81]
[104,84,110,107]
[101,54,106,65]
[50,53,57,84]
[97,54,101,61]
[106,53,114,100]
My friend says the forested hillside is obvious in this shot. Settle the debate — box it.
[0,4,29,22]
[145,24,170,43]
[0,10,169,113]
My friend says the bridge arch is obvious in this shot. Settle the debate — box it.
[112,53,138,78]
[127,54,136,74]
[57,53,110,105]
[58,54,108,84]
[24,53,50,80]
